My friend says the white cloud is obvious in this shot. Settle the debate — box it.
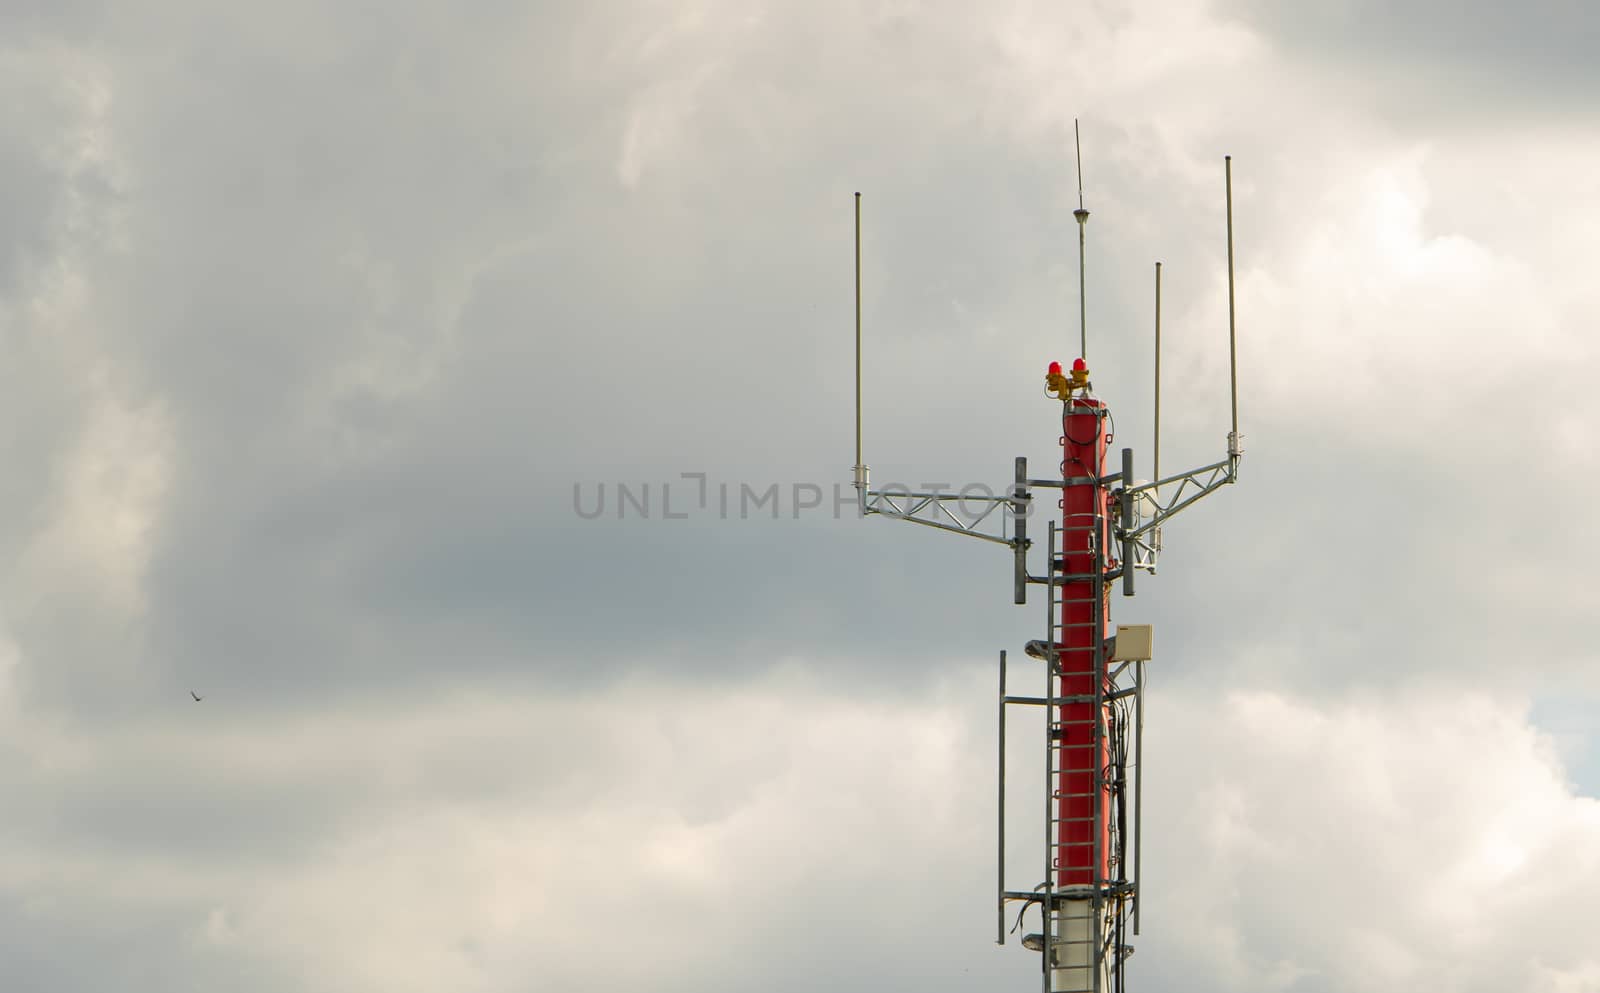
[1151,682,1600,993]
[0,668,1003,991]
[4,668,1597,992]
[16,357,173,619]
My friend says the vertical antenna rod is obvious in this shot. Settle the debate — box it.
[997,649,1007,946]
[1133,659,1144,937]
[1073,120,1090,359]
[854,192,866,504]
[1225,158,1239,446]
[1154,261,1162,482]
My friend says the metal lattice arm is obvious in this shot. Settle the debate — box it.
[863,488,1023,547]
[1121,455,1236,541]
[1115,443,1240,575]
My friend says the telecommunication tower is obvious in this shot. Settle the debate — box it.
[850,128,1243,993]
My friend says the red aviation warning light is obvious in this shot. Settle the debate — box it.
[1046,361,1069,396]
[848,132,1244,993]
[1048,360,1092,400]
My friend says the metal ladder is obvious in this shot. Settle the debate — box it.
[1041,512,1112,993]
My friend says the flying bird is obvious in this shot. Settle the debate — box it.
[190,690,203,702]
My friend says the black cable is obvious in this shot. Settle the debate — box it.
[1008,899,1032,936]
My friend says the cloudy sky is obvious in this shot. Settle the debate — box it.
[3,1,1598,990]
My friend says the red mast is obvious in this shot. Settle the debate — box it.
[1052,358,1114,891]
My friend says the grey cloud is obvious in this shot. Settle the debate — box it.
[1225,0,1600,126]
[11,0,1191,711]
[3,0,1599,990]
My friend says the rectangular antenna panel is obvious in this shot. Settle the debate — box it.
[1111,625,1153,662]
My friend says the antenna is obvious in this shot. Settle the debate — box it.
[1073,119,1090,359]
[1152,261,1164,567]
[854,192,868,506]
[1153,261,1162,482]
[1224,157,1240,455]
[1074,119,1085,211]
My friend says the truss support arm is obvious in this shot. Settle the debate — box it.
[862,465,1033,550]
[1119,450,1238,542]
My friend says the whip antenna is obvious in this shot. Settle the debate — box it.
[1225,157,1240,456]
[1073,120,1090,359]
[853,192,868,505]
